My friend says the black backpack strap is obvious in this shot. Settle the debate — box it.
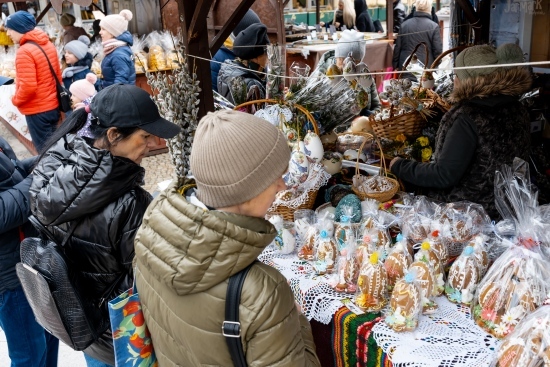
[223,263,254,367]
[28,215,81,247]
[26,41,62,87]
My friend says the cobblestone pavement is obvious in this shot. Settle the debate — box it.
[0,122,177,366]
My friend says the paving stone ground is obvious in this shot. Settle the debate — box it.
[0,122,177,366]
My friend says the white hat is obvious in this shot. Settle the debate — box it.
[99,9,132,37]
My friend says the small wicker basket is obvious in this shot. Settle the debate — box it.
[352,139,400,202]
[335,131,375,154]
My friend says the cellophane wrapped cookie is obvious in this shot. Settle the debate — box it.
[314,226,338,273]
[473,158,550,339]
[401,196,438,248]
[426,225,449,266]
[384,234,413,292]
[131,34,148,73]
[409,260,439,314]
[332,238,360,293]
[439,201,491,257]
[386,270,423,332]
[445,245,480,305]
[414,241,445,296]
[492,305,550,367]
[89,41,103,76]
[145,31,167,70]
[334,205,354,252]
[298,224,317,261]
[355,252,388,312]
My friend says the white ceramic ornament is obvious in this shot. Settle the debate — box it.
[304,131,324,163]
[289,150,309,183]
[343,60,357,82]
[277,227,296,254]
[355,62,373,89]
[343,149,366,162]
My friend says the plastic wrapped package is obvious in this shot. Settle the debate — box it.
[384,234,413,292]
[470,234,490,276]
[315,227,338,273]
[409,260,438,314]
[472,246,550,338]
[131,35,149,73]
[334,206,354,251]
[160,31,183,69]
[298,224,317,261]
[333,239,360,293]
[445,245,480,305]
[401,196,439,245]
[414,241,445,296]
[386,271,423,332]
[439,201,491,257]
[493,305,550,367]
[145,31,167,70]
[426,225,449,265]
[355,252,388,312]
[1,47,16,78]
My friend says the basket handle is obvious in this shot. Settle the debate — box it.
[354,135,388,177]
[233,99,320,136]
[402,42,429,71]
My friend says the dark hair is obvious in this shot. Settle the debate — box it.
[37,108,139,162]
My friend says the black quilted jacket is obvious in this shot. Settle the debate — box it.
[0,137,37,294]
[30,134,151,363]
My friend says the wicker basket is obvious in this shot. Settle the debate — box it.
[369,42,444,140]
[352,139,400,202]
[234,99,322,221]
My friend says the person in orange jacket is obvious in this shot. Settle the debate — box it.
[6,11,61,152]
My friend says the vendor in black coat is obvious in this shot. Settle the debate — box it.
[392,0,442,72]
[389,44,532,219]
[354,0,375,32]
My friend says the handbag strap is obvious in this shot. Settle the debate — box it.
[26,41,62,87]
[29,215,81,247]
[223,263,254,367]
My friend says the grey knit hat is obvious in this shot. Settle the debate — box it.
[190,110,290,208]
[335,29,366,62]
[455,43,524,80]
[65,35,90,60]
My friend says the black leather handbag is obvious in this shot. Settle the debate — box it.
[27,41,72,113]
[16,216,106,351]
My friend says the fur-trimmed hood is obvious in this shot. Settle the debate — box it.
[450,67,532,102]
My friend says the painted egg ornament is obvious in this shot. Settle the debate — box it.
[355,62,373,89]
[322,151,343,175]
[289,150,309,183]
[350,116,372,134]
[285,128,299,144]
[304,131,324,163]
[343,60,357,82]
[402,78,412,89]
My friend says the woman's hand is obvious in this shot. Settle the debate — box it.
[389,157,401,170]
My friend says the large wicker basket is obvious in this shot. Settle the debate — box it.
[369,42,448,140]
[234,99,323,221]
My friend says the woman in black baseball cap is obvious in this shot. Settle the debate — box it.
[29,84,180,366]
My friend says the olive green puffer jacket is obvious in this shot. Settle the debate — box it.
[134,181,320,367]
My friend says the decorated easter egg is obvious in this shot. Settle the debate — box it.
[355,62,373,89]
[350,116,373,134]
[322,151,343,175]
[304,131,324,163]
[289,150,309,182]
[335,194,362,223]
[409,261,438,314]
[384,242,412,291]
[343,59,357,82]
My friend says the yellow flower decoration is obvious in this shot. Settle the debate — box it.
[421,147,432,162]
[395,134,407,143]
[416,136,429,147]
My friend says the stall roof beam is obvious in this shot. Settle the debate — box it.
[209,0,256,55]
[179,0,215,117]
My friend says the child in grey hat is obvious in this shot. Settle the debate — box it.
[63,35,96,91]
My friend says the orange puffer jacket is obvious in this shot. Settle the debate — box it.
[12,29,61,115]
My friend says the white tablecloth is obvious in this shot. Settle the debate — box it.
[0,84,31,141]
[372,296,500,367]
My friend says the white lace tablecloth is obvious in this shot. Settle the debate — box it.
[372,296,500,367]
[258,244,349,324]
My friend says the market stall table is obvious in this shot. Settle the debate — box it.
[258,244,501,367]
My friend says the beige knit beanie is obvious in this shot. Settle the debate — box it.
[415,0,431,12]
[99,9,132,37]
[455,43,524,80]
[190,110,290,208]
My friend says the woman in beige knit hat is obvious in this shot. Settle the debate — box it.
[134,110,321,367]
[59,12,89,44]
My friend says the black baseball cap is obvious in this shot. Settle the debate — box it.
[90,84,181,139]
